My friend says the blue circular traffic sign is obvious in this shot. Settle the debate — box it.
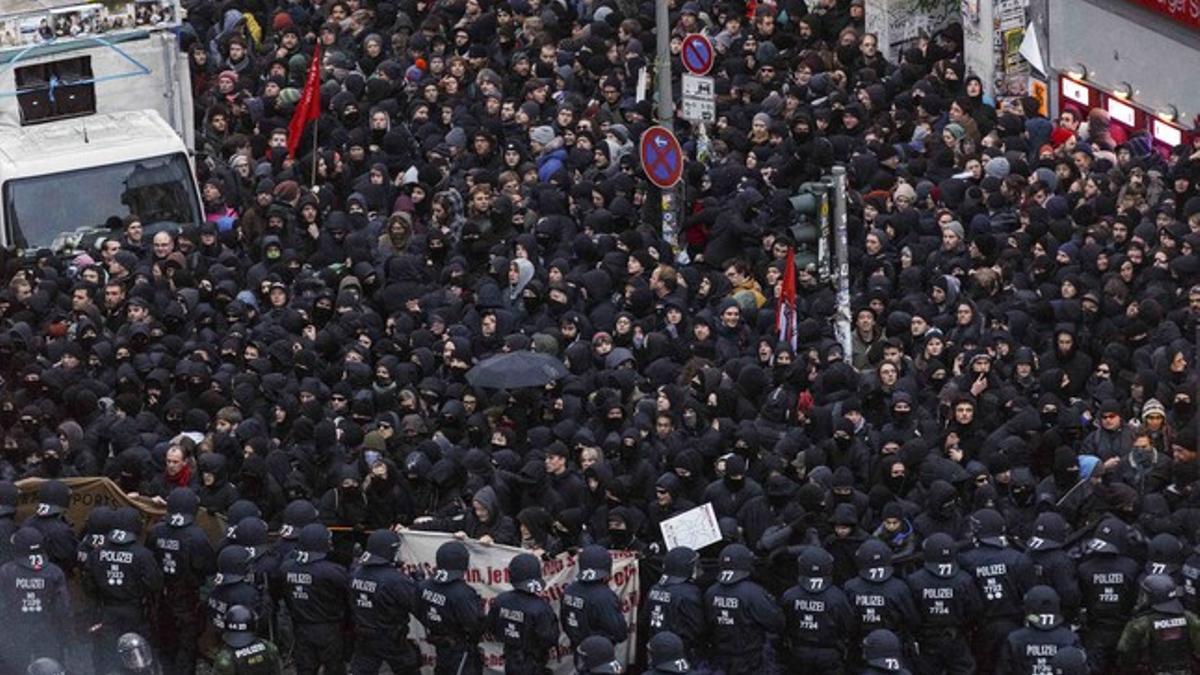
[681,34,714,76]
[640,126,684,189]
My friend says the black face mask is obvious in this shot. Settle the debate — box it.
[834,433,852,449]
[1041,410,1058,427]
[312,305,334,325]
[724,475,744,491]
[608,528,631,546]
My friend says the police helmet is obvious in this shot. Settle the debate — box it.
[1051,646,1089,675]
[280,499,318,540]
[855,539,894,581]
[1142,574,1185,614]
[222,604,257,648]
[661,546,698,584]
[717,543,754,584]
[576,635,623,673]
[509,553,544,593]
[971,508,1007,546]
[1028,511,1067,550]
[36,480,70,516]
[26,658,65,675]
[215,545,251,586]
[578,544,613,582]
[862,629,903,671]
[363,529,401,565]
[647,631,688,672]
[1023,585,1063,629]
[165,487,200,526]
[117,632,154,670]
[922,532,958,578]
[796,545,834,589]
[297,523,332,560]
[434,540,469,582]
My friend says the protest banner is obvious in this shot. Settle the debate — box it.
[15,476,226,543]
[398,530,640,674]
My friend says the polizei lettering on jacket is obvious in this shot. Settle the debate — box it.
[99,550,134,564]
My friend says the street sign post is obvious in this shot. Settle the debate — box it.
[681,73,716,123]
[640,126,684,189]
[680,34,715,75]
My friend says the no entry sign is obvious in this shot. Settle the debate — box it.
[680,33,714,76]
[640,126,684,189]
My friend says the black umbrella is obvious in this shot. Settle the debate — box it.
[466,351,570,389]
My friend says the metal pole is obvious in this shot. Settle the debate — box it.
[655,0,683,263]
[832,165,852,361]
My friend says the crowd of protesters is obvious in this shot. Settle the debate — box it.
[5,0,1200,672]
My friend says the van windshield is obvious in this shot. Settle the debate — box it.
[3,152,201,250]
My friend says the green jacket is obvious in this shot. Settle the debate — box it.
[1117,609,1200,672]
[212,639,283,675]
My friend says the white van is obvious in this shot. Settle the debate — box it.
[0,0,200,252]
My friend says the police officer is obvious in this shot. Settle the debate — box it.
[212,604,284,675]
[1076,517,1139,672]
[703,543,784,675]
[644,546,704,652]
[148,487,216,675]
[268,499,317,656]
[561,545,628,650]
[490,552,559,674]
[778,545,854,672]
[349,529,420,675]
[1117,574,1200,674]
[1143,533,1185,585]
[1181,526,1200,613]
[859,629,912,675]
[0,480,18,564]
[86,506,163,675]
[23,480,79,575]
[996,586,1081,675]
[280,523,349,675]
[575,635,624,674]
[232,516,278,638]
[0,527,71,670]
[1025,512,1080,617]
[844,540,919,650]
[79,506,119,675]
[115,632,161,674]
[957,508,1036,675]
[418,540,484,675]
[647,631,691,674]
[209,545,261,632]
[905,533,981,675]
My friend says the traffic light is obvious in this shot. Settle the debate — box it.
[789,180,833,282]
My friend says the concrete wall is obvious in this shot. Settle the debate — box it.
[1047,0,1200,122]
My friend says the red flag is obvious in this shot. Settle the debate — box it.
[776,247,797,350]
[746,0,757,19]
[287,43,323,160]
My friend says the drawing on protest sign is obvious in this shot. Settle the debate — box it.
[398,530,640,674]
[659,502,722,551]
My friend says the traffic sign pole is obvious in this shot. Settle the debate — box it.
[654,0,682,262]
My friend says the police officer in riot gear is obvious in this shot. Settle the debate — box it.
[958,508,1036,675]
[490,552,559,674]
[209,545,261,631]
[644,546,704,651]
[779,545,854,672]
[23,480,79,575]
[231,516,278,639]
[418,540,484,675]
[859,629,912,675]
[561,545,628,650]
[997,586,1081,675]
[703,543,784,675]
[349,529,420,675]
[1143,533,1186,586]
[647,631,691,674]
[0,527,71,670]
[844,539,919,651]
[212,604,283,675]
[906,533,982,675]
[574,635,624,674]
[86,507,164,675]
[1076,516,1140,672]
[1117,574,1200,674]
[115,632,161,674]
[148,487,216,675]
[1025,512,1080,617]
[280,523,349,675]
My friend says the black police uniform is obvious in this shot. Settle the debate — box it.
[779,546,855,672]
[489,553,559,675]
[418,541,485,675]
[349,530,420,675]
[957,510,1036,674]
[1075,518,1140,673]
[84,507,164,675]
[996,586,1081,675]
[23,480,80,576]
[279,523,350,675]
[1025,513,1081,616]
[844,540,919,649]
[148,488,216,675]
[0,527,71,670]
[644,547,704,652]
[209,545,263,632]
[561,545,628,649]
[1180,536,1200,613]
[703,543,784,675]
[905,533,982,675]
